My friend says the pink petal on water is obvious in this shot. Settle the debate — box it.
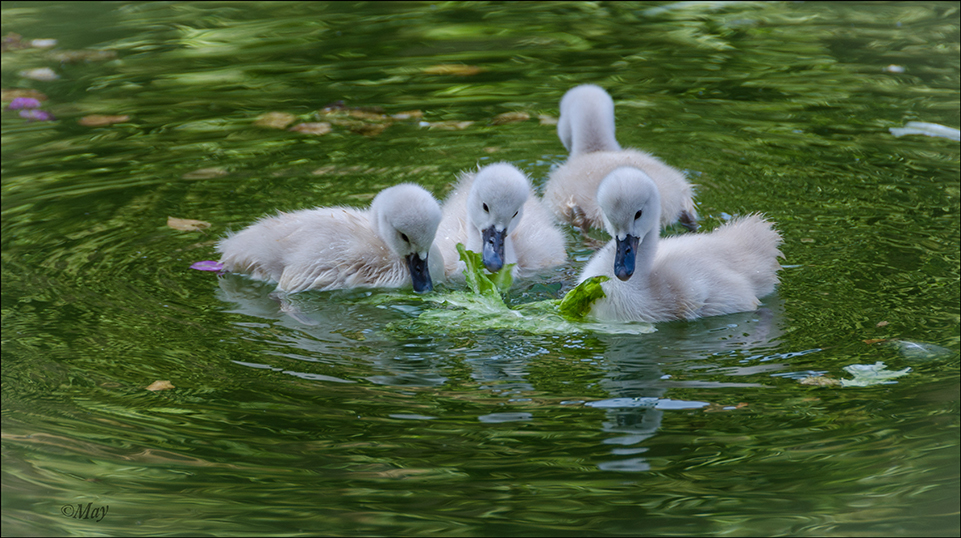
[190,260,224,271]
[8,97,42,109]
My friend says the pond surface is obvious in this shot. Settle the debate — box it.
[2,2,959,536]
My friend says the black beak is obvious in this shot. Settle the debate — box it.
[613,234,639,281]
[406,252,433,293]
[481,226,506,273]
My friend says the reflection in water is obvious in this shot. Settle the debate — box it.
[219,269,791,474]
[3,1,958,535]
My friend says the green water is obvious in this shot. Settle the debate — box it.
[2,2,958,536]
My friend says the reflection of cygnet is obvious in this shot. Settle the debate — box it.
[579,167,783,322]
[544,84,698,232]
[435,162,566,280]
[217,184,444,293]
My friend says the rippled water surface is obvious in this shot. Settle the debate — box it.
[3,2,959,536]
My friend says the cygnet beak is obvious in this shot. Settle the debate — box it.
[406,252,433,293]
[481,226,506,273]
[613,234,639,281]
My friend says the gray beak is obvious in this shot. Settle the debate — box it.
[406,252,433,293]
[679,210,698,232]
[613,234,639,281]
[481,226,506,273]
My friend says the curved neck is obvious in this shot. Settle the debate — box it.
[570,104,621,155]
[631,228,658,284]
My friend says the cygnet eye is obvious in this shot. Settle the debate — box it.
[400,232,410,244]
[483,203,489,213]
[634,210,643,220]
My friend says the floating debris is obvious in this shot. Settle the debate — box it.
[18,109,55,122]
[145,380,175,391]
[889,121,960,141]
[6,97,42,110]
[538,114,558,126]
[840,362,911,387]
[289,122,331,135]
[391,110,423,120]
[2,88,48,102]
[799,376,841,387]
[347,109,389,121]
[30,38,58,49]
[884,65,905,73]
[876,320,889,327]
[422,64,483,76]
[182,167,228,180]
[254,112,296,129]
[19,67,59,81]
[423,120,473,130]
[78,114,129,127]
[167,216,211,232]
[190,260,224,272]
[888,340,953,360]
[49,50,117,63]
[2,33,25,51]
[491,111,530,125]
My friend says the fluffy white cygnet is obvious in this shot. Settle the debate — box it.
[544,84,699,232]
[435,162,567,280]
[578,166,782,322]
[217,183,444,293]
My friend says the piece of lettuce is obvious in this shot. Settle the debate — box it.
[368,245,651,335]
[558,275,609,321]
[457,243,513,300]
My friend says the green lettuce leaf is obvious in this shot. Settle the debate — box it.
[369,245,651,335]
[558,275,609,321]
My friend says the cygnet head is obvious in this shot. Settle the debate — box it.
[467,163,530,273]
[557,84,621,155]
[596,167,662,281]
[370,184,442,293]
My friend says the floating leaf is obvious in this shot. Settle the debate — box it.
[168,216,211,232]
[2,88,48,102]
[347,109,389,121]
[876,321,889,327]
[2,32,29,51]
[48,50,117,63]
[190,260,224,272]
[491,111,530,125]
[538,114,558,126]
[78,114,130,127]
[559,275,609,321]
[182,167,228,180]
[422,64,483,76]
[800,376,842,387]
[145,380,175,391]
[424,120,473,130]
[289,122,331,135]
[391,110,423,120]
[19,67,59,81]
[254,112,296,129]
[29,38,57,49]
[863,338,887,345]
[839,362,911,387]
